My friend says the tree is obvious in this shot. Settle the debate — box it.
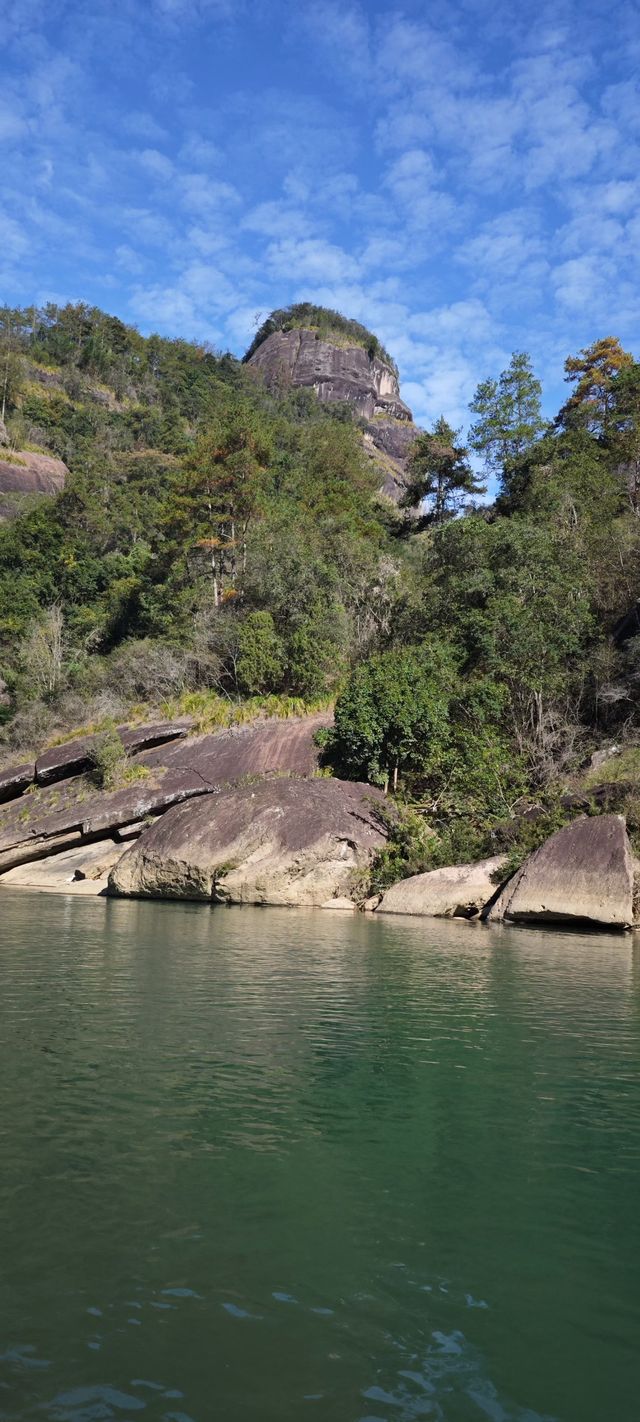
[20,605,65,699]
[168,398,274,607]
[607,362,640,513]
[329,642,457,792]
[0,311,24,425]
[403,417,485,524]
[469,352,544,489]
[556,336,633,437]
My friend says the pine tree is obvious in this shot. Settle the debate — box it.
[469,352,544,489]
[557,337,633,437]
[403,417,485,525]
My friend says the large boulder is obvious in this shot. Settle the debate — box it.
[108,777,387,905]
[487,814,634,930]
[376,856,508,919]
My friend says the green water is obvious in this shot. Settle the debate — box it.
[1,893,639,1422]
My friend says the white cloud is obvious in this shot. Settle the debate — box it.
[178,172,240,212]
[135,147,174,181]
[122,110,168,142]
[265,238,359,284]
[0,212,30,260]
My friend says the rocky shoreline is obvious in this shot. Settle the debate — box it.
[0,713,638,933]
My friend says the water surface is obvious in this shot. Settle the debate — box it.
[1,891,639,1421]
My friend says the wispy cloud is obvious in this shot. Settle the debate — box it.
[0,0,638,429]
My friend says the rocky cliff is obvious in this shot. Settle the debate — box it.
[246,326,419,501]
[0,420,68,518]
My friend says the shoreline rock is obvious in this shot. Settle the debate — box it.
[108,777,386,906]
[487,815,634,931]
[376,856,508,919]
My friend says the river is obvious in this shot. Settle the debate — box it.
[1,890,639,1421]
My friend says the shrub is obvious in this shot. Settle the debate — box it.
[89,726,127,789]
[237,612,285,694]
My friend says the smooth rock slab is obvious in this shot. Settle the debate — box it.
[377,856,508,919]
[0,839,123,894]
[35,721,191,786]
[109,777,387,906]
[487,814,634,930]
[0,774,210,869]
[0,761,34,804]
[0,450,68,496]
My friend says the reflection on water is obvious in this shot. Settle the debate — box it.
[1,892,639,1421]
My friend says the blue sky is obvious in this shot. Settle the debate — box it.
[1,0,639,433]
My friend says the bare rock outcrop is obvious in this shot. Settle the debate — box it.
[0,761,34,804]
[1,839,122,894]
[34,720,191,787]
[487,815,634,930]
[247,327,411,420]
[246,327,418,501]
[377,856,508,919]
[0,713,332,877]
[0,450,68,500]
[108,777,386,905]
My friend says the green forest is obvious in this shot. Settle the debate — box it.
[1,301,639,878]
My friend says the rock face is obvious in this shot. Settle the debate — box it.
[0,712,332,876]
[1,839,122,894]
[0,761,34,804]
[247,328,410,420]
[0,450,68,503]
[109,777,386,905]
[246,327,419,501]
[377,856,508,919]
[34,720,191,787]
[488,815,634,930]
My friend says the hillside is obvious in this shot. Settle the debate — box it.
[0,302,639,882]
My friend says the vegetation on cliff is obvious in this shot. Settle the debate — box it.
[242,303,398,372]
[0,304,639,876]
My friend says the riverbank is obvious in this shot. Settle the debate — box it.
[1,714,638,932]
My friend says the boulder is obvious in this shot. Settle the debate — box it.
[0,761,34,804]
[376,856,507,919]
[108,777,387,905]
[487,814,634,930]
